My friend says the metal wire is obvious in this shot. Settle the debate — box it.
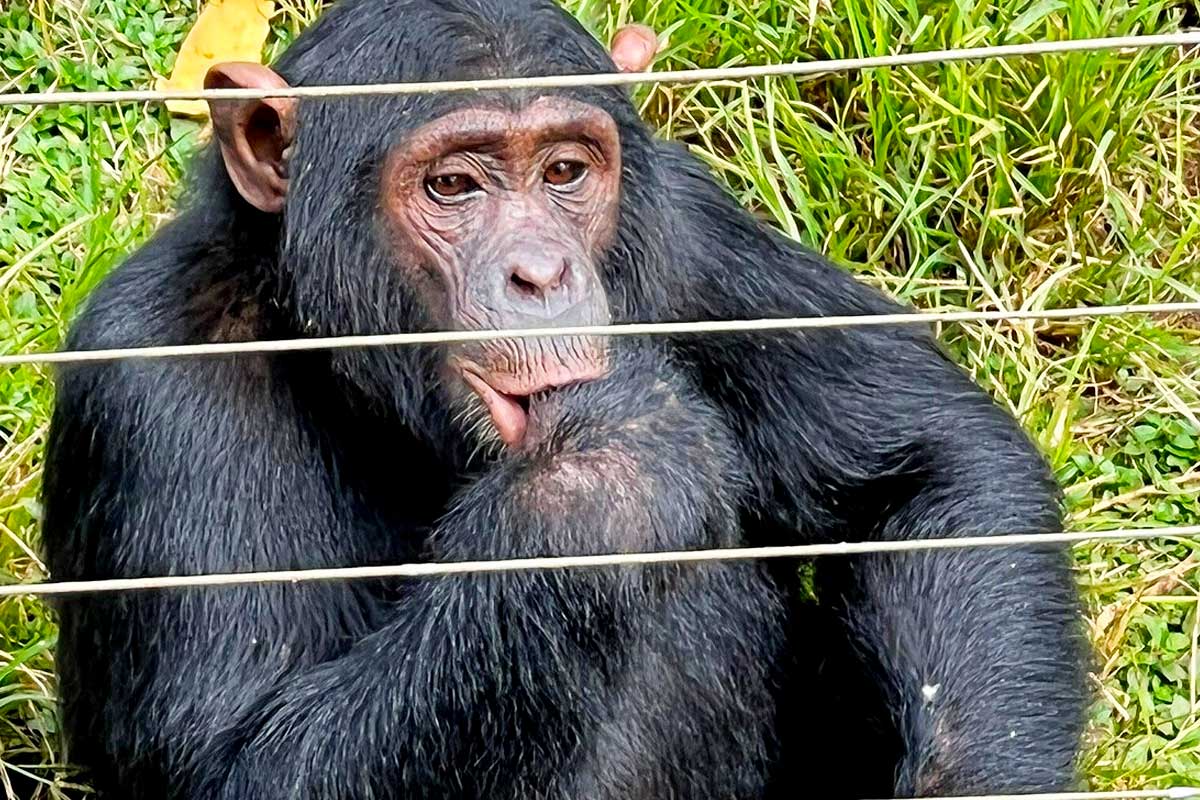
[2,525,1195,598]
[4,301,1199,368]
[872,791,1200,800]
[1,32,1198,107]
[0,20,1196,798]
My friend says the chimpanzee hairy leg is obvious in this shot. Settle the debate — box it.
[652,142,1089,797]
[45,332,784,798]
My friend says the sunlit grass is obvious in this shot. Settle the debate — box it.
[0,0,1198,795]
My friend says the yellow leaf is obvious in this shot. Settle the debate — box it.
[155,0,276,119]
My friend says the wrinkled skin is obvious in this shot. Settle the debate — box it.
[377,98,623,447]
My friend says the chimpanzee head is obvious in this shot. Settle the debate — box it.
[202,0,670,456]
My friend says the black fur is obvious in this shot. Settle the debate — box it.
[41,0,1088,797]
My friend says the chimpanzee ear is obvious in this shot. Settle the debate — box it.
[204,62,298,214]
[610,24,659,73]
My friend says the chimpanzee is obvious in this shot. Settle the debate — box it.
[41,0,1089,798]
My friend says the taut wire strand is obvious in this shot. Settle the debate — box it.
[2,525,1197,598]
[866,790,1200,800]
[2,19,1197,799]
[3,301,1199,367]
[0,33,1198,107]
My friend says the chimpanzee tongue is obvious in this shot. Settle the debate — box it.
[462,372,529,447]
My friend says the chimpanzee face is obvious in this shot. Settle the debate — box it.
[203,57,641,452]
[379,97,622,449]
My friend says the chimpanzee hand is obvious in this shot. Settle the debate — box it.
[431,341,749,563]
[206,343,755,800]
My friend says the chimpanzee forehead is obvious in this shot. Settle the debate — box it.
[275,0,644,190]
[388,96,620,164]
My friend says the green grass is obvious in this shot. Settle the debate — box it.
[1,0,1199,796]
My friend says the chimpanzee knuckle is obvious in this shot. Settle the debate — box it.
[616,399,724,451]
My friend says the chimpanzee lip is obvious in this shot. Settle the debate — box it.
[455,359,605,398]
[455,359,605,447]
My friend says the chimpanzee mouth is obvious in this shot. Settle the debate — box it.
[457,362,599,448]
[460,371,544,448]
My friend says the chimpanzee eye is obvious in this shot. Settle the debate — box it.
[544,160,587,187]
[425,173,480,199]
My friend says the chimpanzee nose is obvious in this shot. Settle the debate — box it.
[507,256,572,304]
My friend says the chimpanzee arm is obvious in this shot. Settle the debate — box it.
[655,142,1088,795]
[198,345,752,799]
[43,237,745,799]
